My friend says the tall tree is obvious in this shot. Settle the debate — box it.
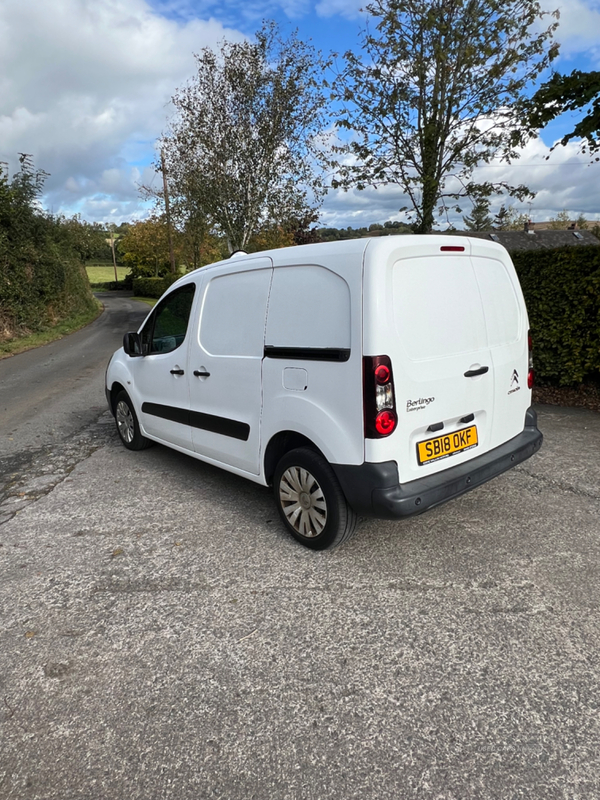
[493,205,512,230]
[161,22,331,253]
[463,197,493,231]
[332,0,559,233]
[522,70,600,159]
[119,216,173,278]
[492,204,531,230]
[547,209,572,230]
[59,216,111,264]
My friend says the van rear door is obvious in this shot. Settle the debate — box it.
[470,238,530,448]
[363,238,530,485]
[386,246,495,483]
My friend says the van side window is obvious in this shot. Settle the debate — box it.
[265,265,351,349]
[199,269,271,357]
[141,284,196,355]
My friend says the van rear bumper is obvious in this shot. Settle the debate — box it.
[332,407,543,520]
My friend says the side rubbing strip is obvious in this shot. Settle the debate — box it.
[142,403,250,441]
[142,403,188,426]
[189,410,249,441]
[264,346,350,362]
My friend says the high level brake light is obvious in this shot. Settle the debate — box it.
[527,330,535,389]
[364,355,397,438]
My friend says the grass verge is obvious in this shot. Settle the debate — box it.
[0,301,103,359]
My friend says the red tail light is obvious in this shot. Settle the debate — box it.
[364,355,397,438]
[528,330,535,389]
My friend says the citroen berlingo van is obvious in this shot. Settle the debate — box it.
[106,236,542,549]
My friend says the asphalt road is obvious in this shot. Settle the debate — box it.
[1,299,599,799]
[0,292,150,457]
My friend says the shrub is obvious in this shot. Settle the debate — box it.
[132,273,180,299]
[0,156,98,341]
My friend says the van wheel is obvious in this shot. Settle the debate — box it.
[114,390,153,451]
[273,448,357,550]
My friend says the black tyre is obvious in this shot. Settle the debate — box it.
[273,447,358,550]
[114,390,153,451]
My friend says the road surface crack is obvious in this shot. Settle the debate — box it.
[513,464,600,503]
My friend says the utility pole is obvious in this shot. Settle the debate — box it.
[161,149,177,275]
[109,227,118,282]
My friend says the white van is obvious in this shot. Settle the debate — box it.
[106,236,542,549]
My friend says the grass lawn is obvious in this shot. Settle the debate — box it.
[86,264,129,284]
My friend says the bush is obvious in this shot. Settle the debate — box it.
[132,273,180,298]
[107,275,133,290]
[512,246,600,386]
[0,156,98,341]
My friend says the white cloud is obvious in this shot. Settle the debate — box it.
[319,135,600,231]
[469,136,600,222]
[546,0,600,61]
[0,0,245,222]
[315,0,363,20]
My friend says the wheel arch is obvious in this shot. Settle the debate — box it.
[108,381,128,415]
[263,430,326,486]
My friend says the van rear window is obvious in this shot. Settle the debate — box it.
[473,259,521,347]
[392,257,488,360]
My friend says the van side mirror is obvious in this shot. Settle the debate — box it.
[123,332,142,357]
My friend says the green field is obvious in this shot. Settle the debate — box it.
[86,265,128,283]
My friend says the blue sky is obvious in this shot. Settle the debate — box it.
[1,0,599,230]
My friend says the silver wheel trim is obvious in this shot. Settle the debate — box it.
[116,400,135,444]
[279,466,328,538]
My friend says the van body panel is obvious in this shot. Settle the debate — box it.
[261,251,365,468]
[362,238,493,481]
[265,264,352,349]
[261,361,364,466]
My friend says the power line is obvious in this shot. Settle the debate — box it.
[475,162,596,168]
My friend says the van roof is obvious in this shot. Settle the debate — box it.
[176,234,509,286]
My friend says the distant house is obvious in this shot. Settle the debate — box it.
[463,226,599,252]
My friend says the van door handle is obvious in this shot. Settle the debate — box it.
[170,369,185,375]
[193,370,210,378]
[464,366,489,377]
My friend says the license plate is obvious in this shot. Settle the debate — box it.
[417,425,478,465]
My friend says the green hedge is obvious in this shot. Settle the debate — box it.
[512,245,600,386]
[0,244,98,340]
[132,274,180,298]
[0,159,98,341]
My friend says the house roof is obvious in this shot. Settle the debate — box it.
[462,229,599,251]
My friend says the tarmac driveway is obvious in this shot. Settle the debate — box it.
[0,404,599,800]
